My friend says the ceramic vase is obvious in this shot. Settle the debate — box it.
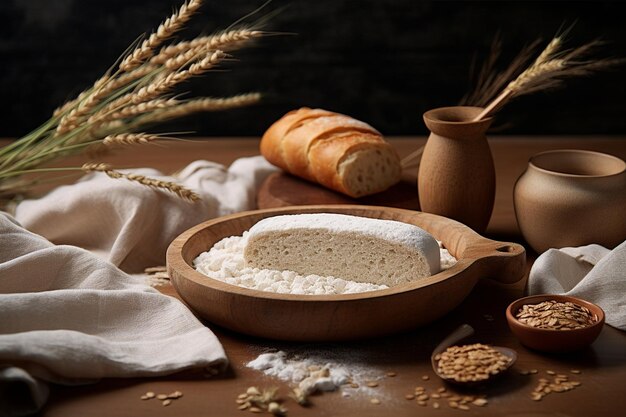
[514,149,626,253]
[418,106,495,233]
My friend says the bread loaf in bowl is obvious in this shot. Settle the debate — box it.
[243,213,440,286]
[260,108,402,198]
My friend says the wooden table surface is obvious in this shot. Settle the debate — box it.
[17,136,625,417]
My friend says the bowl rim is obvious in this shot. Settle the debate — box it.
[506,294,605,333]
[166,205,524,302]
[528,149,626,179]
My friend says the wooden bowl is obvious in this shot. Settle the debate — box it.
[167,205,526,341]
[506,294,605,352]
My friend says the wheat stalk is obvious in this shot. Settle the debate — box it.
[120,0,203,71]
[403,34,621,169]
[82,162,200,202]
[0,0,270,205]
[144,92,261,122]
[151,28,264,66]
[473,36,622,121]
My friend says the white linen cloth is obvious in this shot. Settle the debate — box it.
[528,241,626,330]
[0,156,278,417]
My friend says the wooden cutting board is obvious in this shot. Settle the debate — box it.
[257,172,420,210]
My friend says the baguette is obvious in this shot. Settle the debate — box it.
[260,108,401,197]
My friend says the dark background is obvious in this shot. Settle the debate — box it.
[1,0,625,138]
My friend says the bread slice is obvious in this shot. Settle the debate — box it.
[309,133,401,197]
[281,115,379,181]
[243,214,440,286]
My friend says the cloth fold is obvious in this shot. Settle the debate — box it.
[528,241,626,330]
[1,156,278,417]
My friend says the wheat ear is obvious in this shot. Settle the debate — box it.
[151,28,264,66]
[102,133,163,146]
[144,93,261,122]
[82,162,200,202]
[120,0,203,71]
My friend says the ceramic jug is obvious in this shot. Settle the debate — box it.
[418,106,495,233]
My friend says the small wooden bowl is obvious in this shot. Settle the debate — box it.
[167,205,526,341]
[506,294,605,352]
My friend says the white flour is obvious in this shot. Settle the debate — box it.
[193,232,456,295]
[246,350,383,399]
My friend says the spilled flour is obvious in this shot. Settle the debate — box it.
[246,350,386,400]
[193,232,456,295]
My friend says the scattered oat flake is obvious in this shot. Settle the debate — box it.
[370,398,381,405]
[459,404,470,410]
[417,400,427,406]
[386,371,397,377]
[405,394,415,400]
[530,369,538,374]
[571,369,581,374]
[473,398,488,406]
[156,394,168,400]
[547,370,556,375]
[366,381,379,387]
[519,370,529,375]
[249,406,263,413]
[162,399,172,406]
[422,375,430,380]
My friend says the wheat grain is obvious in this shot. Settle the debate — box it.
[120,0,203,71]
[102,133,162,146]
[82,162,200,202]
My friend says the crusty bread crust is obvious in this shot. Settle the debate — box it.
[281,115,379,180]
[259,107,401,197]
[260,108,334,171]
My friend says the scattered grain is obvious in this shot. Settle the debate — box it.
[386,371,397,377]
[405,394,415,400]
[459,404,470,411]
[422,375,430,381]
[156,394,168,400]
[547,370,556,375]
[249,406,263,413]
[370,398,381,405]
[417,400,427,406]
[366,381,379,388]
[570,369,581,374]
[433,402,440,409]
[162,399,172,407]
[473,398,488,406]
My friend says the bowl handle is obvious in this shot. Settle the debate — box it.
[465,239,527,284]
